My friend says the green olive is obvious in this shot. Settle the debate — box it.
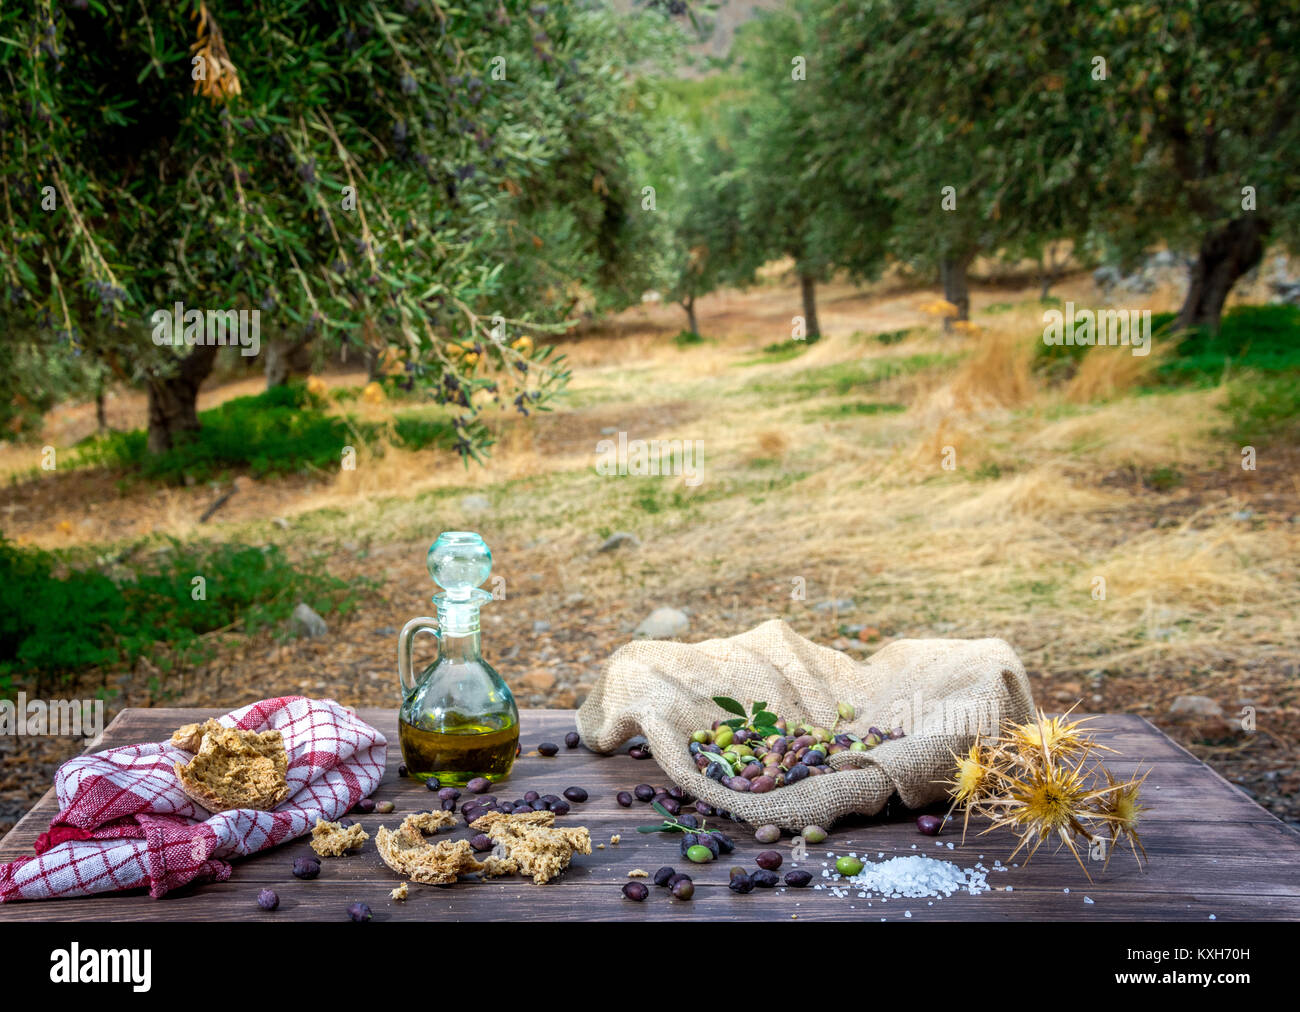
[835,856,864,876]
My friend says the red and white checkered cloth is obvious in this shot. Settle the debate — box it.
[0,696,386,903]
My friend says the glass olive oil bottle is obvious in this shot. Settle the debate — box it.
[397,532,518,786]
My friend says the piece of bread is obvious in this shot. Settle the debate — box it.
[310,818,370,857]
[173,724,290,813]
[170,718,224,753]
[469,810,591,885]
[375,811,513,884]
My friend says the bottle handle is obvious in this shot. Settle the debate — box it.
[398,616,439,697]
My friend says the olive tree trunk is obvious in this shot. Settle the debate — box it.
[800,272,821,343]
[145,344,219,454]
[940,253,973,326]
[264,334,314,388]
[682,293,699,335]
[1175,215,1268,334]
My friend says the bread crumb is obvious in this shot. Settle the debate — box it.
[596,843,605,849]
[627,868,649,878]
[390,882,409,901]
[610,834,621,844]
[311,818,369,857]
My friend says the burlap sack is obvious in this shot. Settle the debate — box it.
[576,619,1034,831]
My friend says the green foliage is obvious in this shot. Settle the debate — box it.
[732,5,891,283]
[1221,372,1300,443]
[74,383,457,481]
[0,1,688,457]
[751,353,957,398]
[1143,467,1184,492]
[673,329,707,349]
[1155,305,1300,385]
[1035,304,1300,388]
[737,342,808,366]
[0,535,366,689]
[76,384,353,480]
[804,401,906,421]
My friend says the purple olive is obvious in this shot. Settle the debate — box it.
[785,869,813,887]
[469,833,494,853]
[347,901,372,922]
[633,784,655,802]
[666,785,685,801]
[530,799,548,811]
[438,787,461,801]
[355,798,376,814]
[653,866,676,886]
[257,888,279,911]
[672,878,695,900]
[666,872,691,889]
[750,775,776,793]
[563,787,588,803]
[617,791,634,807]
[629,745,650,760]
[466,777,491,794]
[549,800,571,816]
[524,790,540,802]
[728,874,755,894]
[440,798,457,812]
[292,857,320,880]
[694,801,716,816]
[397,763,409,777]
[622,881,649,901]
[564,731,580,749]
[755,850,783,871]
[750,868,780,888]
[917,814,943,836]
[538,742,559,756]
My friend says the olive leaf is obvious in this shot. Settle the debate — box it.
[752,710,778,727]
[721,717,746,729]
[752,701,767,714]
[713,696,747,718]
[702,751,734,776]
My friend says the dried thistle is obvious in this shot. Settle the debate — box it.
[1093,767,1150,871]
[942,736,998,843]
[943,703,1149,882]
[190,2,242,103]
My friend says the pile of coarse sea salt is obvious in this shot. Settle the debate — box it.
[814,848,1008,902]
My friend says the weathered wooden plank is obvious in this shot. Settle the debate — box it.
[2,707,1296,922]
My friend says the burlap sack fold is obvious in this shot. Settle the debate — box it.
[576,619,1034,831]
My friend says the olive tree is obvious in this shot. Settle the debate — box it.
[0,0,681,456]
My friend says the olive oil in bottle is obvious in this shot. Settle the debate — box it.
[398,717,518,785]
[396,532,520,786]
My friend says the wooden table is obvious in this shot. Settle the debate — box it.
[1,708,1297,921]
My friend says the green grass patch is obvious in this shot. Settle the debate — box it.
[1154,304,1300,385]
[0,535,371,695]
[736,341,808,366]
[673,329,707,349]
[1036,303,1300,388]
[804,401,906,421]
[874,328,912,345]
[1143,466,1183,492]
[1220,371,1300,444]
[73,384,455,483]
[750,353,957,399]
